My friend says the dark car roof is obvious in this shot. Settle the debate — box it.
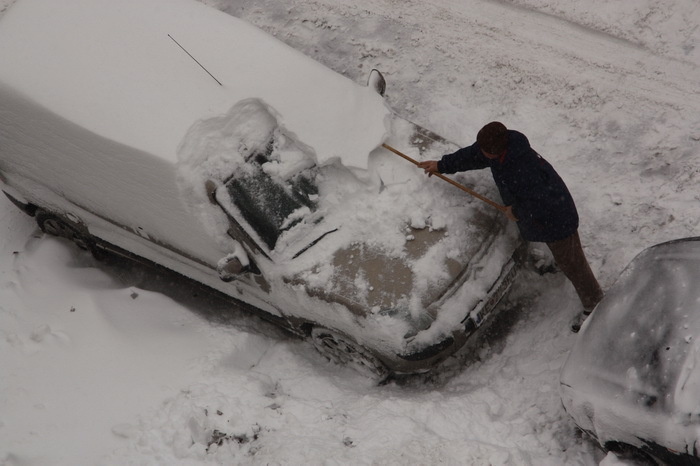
[562,237,700,413]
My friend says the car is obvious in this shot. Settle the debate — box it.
[560,237,700,465]
[0,0,522,379]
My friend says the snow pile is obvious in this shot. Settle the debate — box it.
[175,99,282,250]
[0,236,236,464]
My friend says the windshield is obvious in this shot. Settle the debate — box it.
[567,238,700,412]
[221,146,320,250]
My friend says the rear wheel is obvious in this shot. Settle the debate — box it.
[35,210,93,252]
[310,327,390,381]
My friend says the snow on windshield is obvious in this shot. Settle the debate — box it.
[675,337,700,418]
[177,99,322,251]
[566,239,700,413]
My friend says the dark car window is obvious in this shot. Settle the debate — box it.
[221,148,319,250]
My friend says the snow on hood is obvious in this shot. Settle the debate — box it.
[0,0,389,169]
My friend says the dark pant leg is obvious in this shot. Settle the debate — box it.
[546,231,604,311]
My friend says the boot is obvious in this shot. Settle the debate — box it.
[570,309,592,333]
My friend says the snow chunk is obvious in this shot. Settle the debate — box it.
[177,99,278,183]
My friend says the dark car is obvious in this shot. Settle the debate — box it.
[560,237,700,465]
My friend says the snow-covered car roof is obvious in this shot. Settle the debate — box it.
[561,237,700,452]
[0,0,389,169]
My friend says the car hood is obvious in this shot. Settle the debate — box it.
[283,197,512,340]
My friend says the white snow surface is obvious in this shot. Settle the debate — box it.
[1,0,699,465]
[0,0,389,169]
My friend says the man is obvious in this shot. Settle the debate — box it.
[418,121,603,332]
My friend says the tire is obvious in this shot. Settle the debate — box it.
[310,327,390,381]
[35,210,92,252]
[607,442,661,466]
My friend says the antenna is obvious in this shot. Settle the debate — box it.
[168,34,223,86]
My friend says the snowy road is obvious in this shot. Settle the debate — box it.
[2,0,699,464]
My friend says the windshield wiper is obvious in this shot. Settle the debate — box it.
[292,228,339,259]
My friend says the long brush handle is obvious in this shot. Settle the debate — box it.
[381,143,508,214]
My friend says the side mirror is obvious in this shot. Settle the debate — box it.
[367,69,386,97]
[217,242,250,282]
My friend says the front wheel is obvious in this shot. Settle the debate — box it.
[606,442,661,466]
[310,327,390,381]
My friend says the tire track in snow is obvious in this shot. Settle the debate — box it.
[226,0,700,147]
[406,0,700,112]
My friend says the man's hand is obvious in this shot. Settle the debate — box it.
[417,160,439,177]
[505,205,518,222]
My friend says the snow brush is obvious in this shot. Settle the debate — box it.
[381,143,509,215]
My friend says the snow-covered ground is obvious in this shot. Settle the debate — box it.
[1,0,699,464]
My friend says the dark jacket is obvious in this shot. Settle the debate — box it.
[437,130,578,243]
